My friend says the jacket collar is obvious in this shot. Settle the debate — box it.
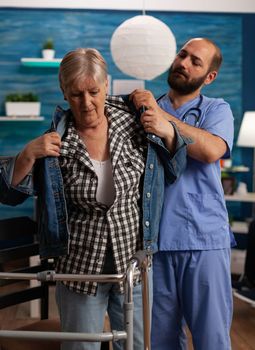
[51,95,141,139]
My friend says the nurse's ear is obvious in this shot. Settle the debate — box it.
[204,71,217,86]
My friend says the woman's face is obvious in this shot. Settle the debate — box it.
[64,76,108,128]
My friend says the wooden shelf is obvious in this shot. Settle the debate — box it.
[21,58,61,68]
[225,193,255,203]
[0,116,45,121]
[221,166,250,173]
[231,221,249,234]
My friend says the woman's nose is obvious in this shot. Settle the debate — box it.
[81,93,91,106]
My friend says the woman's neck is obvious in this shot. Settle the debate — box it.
[76,116,110,161]
[75,114,108,139]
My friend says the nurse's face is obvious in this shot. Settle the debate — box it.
[168,39,217,95]
[64,77,108,128]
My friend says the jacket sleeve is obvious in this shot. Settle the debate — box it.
[0,156,35,205]
[148,122,193,184]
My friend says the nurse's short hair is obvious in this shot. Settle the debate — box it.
[59,48,108,93]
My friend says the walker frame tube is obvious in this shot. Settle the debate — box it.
[0,251,151,350]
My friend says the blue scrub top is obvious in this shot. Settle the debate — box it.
[158,94,234,250]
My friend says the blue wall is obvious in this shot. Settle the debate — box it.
[0,8,252,219]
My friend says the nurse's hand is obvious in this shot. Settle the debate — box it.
[130,89,176,151]
[130,89,161,118]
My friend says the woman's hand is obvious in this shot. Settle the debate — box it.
[21,132,62,163]
[11,132,61,186]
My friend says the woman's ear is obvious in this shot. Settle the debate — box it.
[60,85,67,100]
[105,78,109,94]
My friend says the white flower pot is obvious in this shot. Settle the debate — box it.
[5,102,41,117]
[42,49,55,60]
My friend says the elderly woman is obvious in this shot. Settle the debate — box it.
[0,48,189,350]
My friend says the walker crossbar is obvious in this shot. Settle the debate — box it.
[0,271,129,283]
[0,330,126,342]
[0,250,151,350]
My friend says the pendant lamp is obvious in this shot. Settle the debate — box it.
[110,15,176,80]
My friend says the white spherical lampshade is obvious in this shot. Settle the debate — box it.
[110,15,176,80]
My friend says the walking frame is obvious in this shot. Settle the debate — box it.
[0,250,151,350]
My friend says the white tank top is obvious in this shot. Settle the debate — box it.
[90,158,115,207]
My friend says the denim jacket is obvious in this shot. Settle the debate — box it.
[0,97,189,258]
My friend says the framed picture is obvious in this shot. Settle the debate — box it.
[221,176,236,195]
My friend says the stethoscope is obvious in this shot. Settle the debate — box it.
[181,94,203,127]
[157,94,203,128]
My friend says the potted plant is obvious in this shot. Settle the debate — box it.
[5,92,41,117]
[42,38,55,60]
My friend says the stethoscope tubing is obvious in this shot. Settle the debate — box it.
[181,94,203,127]
[157,94,203,128]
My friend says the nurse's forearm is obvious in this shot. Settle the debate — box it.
[164,112,227,163]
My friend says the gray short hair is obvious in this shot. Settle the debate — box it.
[59,48,108,93]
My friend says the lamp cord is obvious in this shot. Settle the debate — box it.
[142,0,146,15]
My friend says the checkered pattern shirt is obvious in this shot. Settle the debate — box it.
[56,96,146,295]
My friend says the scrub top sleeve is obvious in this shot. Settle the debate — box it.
[201,100,234,158]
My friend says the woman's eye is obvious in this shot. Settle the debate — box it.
[70,93,80,98]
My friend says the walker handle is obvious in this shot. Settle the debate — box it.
[130,250,148,268]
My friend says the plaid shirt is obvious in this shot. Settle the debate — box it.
[56,97,146,295]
